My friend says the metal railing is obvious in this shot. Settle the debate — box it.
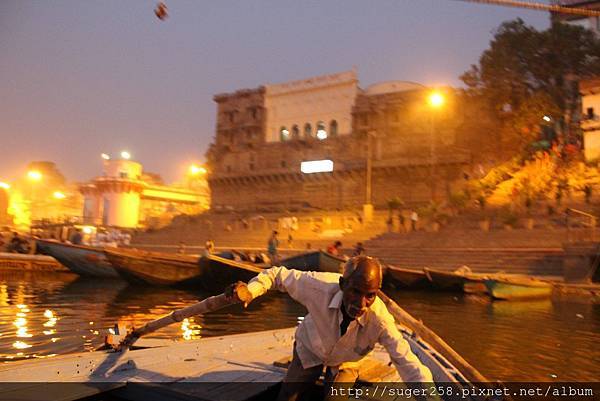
[566,208,597,243]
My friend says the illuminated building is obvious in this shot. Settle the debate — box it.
[80,158,209,229]
[581,77,600,161]
[207,70,469,212]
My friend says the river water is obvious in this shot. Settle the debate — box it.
[0,271,598,382]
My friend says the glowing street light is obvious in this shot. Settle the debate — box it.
[101,153,110,160]
[27,170,42,181]
[53,191,66,199]
[543,115,551,122]
[0,182,9,190]
[428,91,445,108]
[120,151,131,160]
[189,164,207,176]
[427,90,445,200]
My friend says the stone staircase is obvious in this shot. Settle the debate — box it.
[362,229,589,277]
[131,210,388,252]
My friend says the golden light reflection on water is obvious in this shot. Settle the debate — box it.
[12,341,31,349]
[13,304,32,343]
[181,318,202,340]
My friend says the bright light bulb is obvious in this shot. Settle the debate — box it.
[428,92,445,108]
[101,153,110,160]
[53,191,66,199]
[0,182,9,190]
[120,151,131,160]
[316,129,328,140]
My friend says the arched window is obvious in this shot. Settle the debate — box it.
[316,121,327,140]
[292,125,300,139]
[304,123,312,138]
[329,120,338,137]
[280,126,290,141]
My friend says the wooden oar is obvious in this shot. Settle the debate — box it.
[103,286,252,377]
[377,290,489,383]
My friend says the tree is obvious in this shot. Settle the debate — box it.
[461,19,600,153]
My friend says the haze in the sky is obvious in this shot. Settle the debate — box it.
[0,0,551,183]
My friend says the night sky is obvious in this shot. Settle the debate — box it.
[0,1,550,184]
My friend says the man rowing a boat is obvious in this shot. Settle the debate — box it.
[226,255,433,401]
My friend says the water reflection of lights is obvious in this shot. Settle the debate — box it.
[43,309,58,328]
[13,341,32,349]
[14,305,32,338]
[181,318,201,340]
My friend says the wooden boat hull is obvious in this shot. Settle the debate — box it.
[105,250,265,290]
[197,254,265,292]
[384,265,429,289]
[0,252,68,272]
[424,267,487,293]
[105,248,202,286]
[280,250,345,273]
[485,278,553,300]
[36,239,119,278]
[0,326,480,401]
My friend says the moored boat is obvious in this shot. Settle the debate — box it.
[0,252,68,272]
[105,249,266,291]
[197,254,266,292]
[105,248,202,286]
[36,239,119,278]
[484,276,553,300]
[424,266,488,293]
[280,250,345,273]
[384,264,429,289]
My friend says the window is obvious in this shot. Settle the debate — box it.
[587,107,595,119]
[292,125,300,139]
[281,160,287,168]
[304,123,312,137]
[119,171,128,179]
[329,120,338,137]
[249,163,254,170]
[316,121,327,140]
[280,126,290,141]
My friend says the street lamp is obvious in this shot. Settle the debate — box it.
[427,90,445,200]
[189,164,207,176]
[120,151,131,160]
[364,130,376,222]
[27,170,42,181]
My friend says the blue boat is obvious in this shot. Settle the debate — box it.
[36,239,120,278]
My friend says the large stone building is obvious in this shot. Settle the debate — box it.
[206,70,471,212]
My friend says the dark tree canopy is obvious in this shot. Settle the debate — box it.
[461,19,600,153]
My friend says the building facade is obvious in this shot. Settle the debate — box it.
[80,159,209,228]
[207,71,471,212]
[581,77,600,161]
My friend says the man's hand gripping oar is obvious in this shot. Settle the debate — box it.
[102,282,252,377]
